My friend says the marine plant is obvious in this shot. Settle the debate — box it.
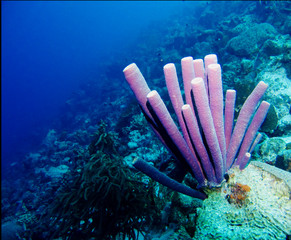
[123,54,270,199]
[45,122,163,239]
[88,119,119,155]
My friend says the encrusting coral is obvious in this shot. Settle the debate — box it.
[194,162,291,239]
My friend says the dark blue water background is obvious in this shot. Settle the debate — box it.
[2,1,192,175]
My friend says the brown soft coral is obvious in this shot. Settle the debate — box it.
[225,181,251,207]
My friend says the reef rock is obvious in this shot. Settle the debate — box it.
[194,162,291,240]
[226,23,277,57]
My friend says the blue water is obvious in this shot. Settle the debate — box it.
[2,1,188,173]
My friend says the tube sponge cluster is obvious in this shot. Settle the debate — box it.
[123,54,269,199]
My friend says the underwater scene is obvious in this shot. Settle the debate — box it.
[1,1,291,240]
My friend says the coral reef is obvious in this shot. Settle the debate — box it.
[2,2,291,239]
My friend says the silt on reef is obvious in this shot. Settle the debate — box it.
[194,161,291,240]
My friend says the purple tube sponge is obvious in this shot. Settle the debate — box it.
[226,81,268,169]
[133,158,207,200]
[191,77,224,183]
[146,90,205,185]
[123,54,269,198]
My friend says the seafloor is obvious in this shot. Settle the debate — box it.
[2,1,291,240]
